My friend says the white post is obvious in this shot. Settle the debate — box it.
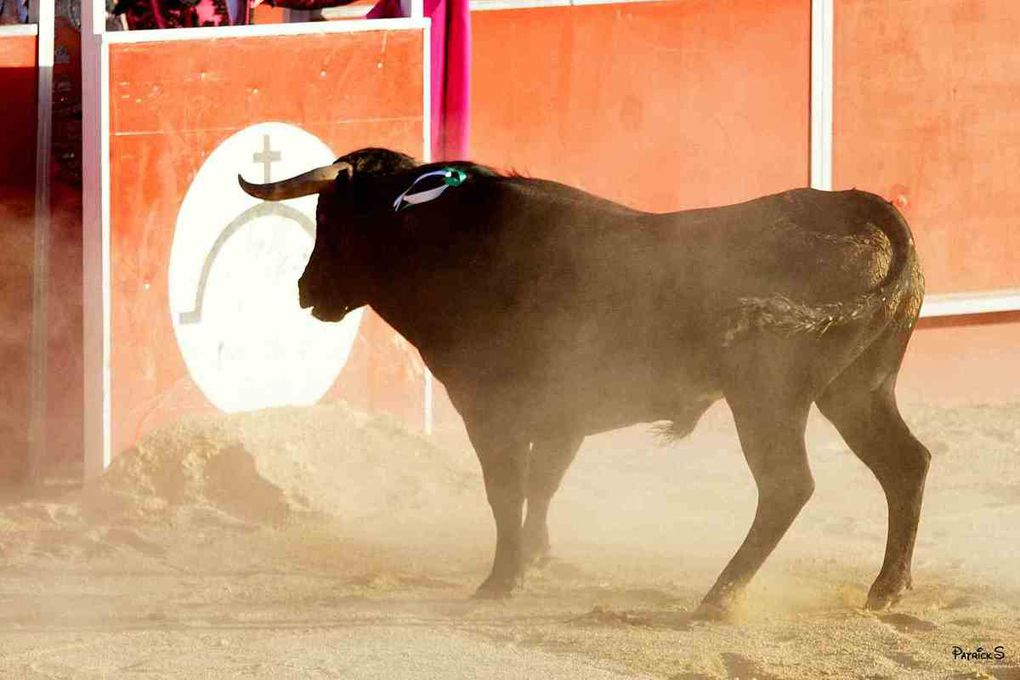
[420,1,432,433]
[81,0,110,478]
[28,0,55,480]
[810,0,834,191]
[423,368,433,435]
[920,289,1020,319]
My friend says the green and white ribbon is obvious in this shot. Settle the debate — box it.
[393,167,467,212]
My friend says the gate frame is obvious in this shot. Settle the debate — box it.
[80,4,432,477]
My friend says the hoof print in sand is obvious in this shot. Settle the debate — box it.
[885,650,930,670]
[720,652,782,680]
[570,605,693,630]
[876,612,937,633]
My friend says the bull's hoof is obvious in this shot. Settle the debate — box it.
[529,553,554,570]
[865,588,904,611]
[472,576,518,600]
[521,528,551,570]
[695,581,745,623]
[522,546,552,571]
[865,573,911,611]
[692,599,740,623]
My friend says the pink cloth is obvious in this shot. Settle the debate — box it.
[368,0,471,161]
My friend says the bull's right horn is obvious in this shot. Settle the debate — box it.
[238,161,353,201]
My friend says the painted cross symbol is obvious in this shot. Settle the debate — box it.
[253,134,282,183]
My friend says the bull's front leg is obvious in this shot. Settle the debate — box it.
[465,420,529,599]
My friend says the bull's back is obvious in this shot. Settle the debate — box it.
[681,188,912,309]
[432,184,916,416]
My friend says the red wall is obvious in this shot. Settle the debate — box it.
[0,32,36,482]
[834,0,1020,295]
[470,0,811,212]
[106,30,428,456]
[0,33,36,184]
[20,1,1020,475]
[834,0,1020,403]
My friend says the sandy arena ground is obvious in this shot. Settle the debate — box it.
[0,400,1018,679]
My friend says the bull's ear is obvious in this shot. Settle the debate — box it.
[238,161,353,201]
[331,159,354,180]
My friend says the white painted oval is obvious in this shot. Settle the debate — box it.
[168,122,363,413]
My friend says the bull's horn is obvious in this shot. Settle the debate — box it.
[238,161,353,201]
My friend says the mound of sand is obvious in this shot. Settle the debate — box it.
[0,402,484,570]
[80,402,479,529]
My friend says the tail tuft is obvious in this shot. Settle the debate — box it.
[653,420,698,443]
[723,293,877,345]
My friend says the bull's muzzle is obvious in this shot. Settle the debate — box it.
[298,274,349,322]
[297,275,315,310]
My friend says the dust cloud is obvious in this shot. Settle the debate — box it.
[0,185,84,483]
[0,395,1018,679]
[0,190,35,483]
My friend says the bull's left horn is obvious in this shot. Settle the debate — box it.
[238,161,353,201]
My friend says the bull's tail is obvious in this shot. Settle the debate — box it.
[723,193,920,345]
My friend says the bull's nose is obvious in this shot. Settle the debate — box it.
[297,279,313,309]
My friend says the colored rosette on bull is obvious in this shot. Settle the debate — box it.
[392,167,468,212]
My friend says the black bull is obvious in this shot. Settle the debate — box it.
[239,148,931,619]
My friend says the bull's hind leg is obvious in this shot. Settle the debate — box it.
[816,345,930,610]
[697,394,815,620]
[522,433,584,568]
